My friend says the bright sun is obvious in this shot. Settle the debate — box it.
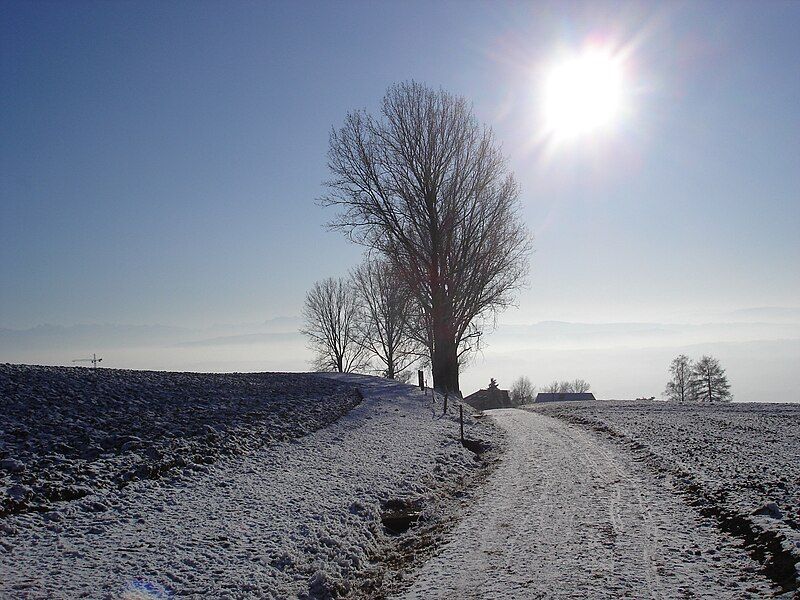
[543,46,625,139]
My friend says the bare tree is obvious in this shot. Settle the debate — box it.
[543,381,561,394]
[691,355,732,402]
[569,379,591,393]
[664,354,693,402]
[510,376,536,406]
[542,379,589,394]
[301,277,369,373]
[323,81,533,395]
[351,258,420,379]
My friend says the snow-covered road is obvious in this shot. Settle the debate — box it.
[399,409,773,599]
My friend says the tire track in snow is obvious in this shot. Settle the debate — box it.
[580,432,660,598]
[397,409,772,599]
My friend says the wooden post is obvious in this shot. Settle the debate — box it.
[418,369,424,390]
[459,404,464,443]
[443,391,448,415]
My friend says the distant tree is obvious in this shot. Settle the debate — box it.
[569,379,591,393]
[351,258,421,380]
[691,355,732,402]
[664,354,694,402]
[543,381,561,394]
[323,81,533,395]
[510,376,536,406]
[301,277,370,373]
[541,379,590,394]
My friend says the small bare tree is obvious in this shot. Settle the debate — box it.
[510,376,536,406]
[691,355,732,402]
[323,81,533,395]
[543,381,561,394]
[542,379,589,394]
[351,258,420,379]
[664,354,693,402]
[569,379,591,393]
[301,277,369,373]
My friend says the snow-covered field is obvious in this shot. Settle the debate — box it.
[524,400,800,595]
[5,365,796,598]
[0,367,495,598]
[0,365,362,519]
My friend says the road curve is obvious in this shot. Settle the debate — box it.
[398,409,772,599]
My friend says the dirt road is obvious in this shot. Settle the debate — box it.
[399,409,773,599]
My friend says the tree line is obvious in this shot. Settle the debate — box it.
[663,354,732,402]
[508,376,592,406]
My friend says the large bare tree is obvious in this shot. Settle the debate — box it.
[351,258,420,379]
[301,277,369,373]
[323,82,532,394]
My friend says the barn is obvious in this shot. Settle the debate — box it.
[463,379,513,411]
[535,392,596,403]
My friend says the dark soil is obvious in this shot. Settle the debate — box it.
[0,365,361,518]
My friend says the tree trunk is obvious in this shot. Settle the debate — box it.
[429,289,461,396]
[431,333,460,396]
[386,346,395,379]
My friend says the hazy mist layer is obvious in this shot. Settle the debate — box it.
[3,308,798,404]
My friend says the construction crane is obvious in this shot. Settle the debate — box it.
[72,353,103,368]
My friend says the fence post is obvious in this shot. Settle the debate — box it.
[443,391,448,415]
[459,404,464,443]
[418,369,424,391]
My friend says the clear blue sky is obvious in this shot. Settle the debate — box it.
[2,0,799,333]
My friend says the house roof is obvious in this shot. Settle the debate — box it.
[463,387,513,410]
[535,392,596,403]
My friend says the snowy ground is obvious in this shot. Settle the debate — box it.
[525,400,800,595]
[5,367,794,598]
[0,370,494,598]
[0,365,362,518]
[398,409,775,599]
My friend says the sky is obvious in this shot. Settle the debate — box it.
[2,1,799,400]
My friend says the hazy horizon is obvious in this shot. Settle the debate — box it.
[2,305,799,403]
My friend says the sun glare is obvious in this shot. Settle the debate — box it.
[543,46,625,140]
